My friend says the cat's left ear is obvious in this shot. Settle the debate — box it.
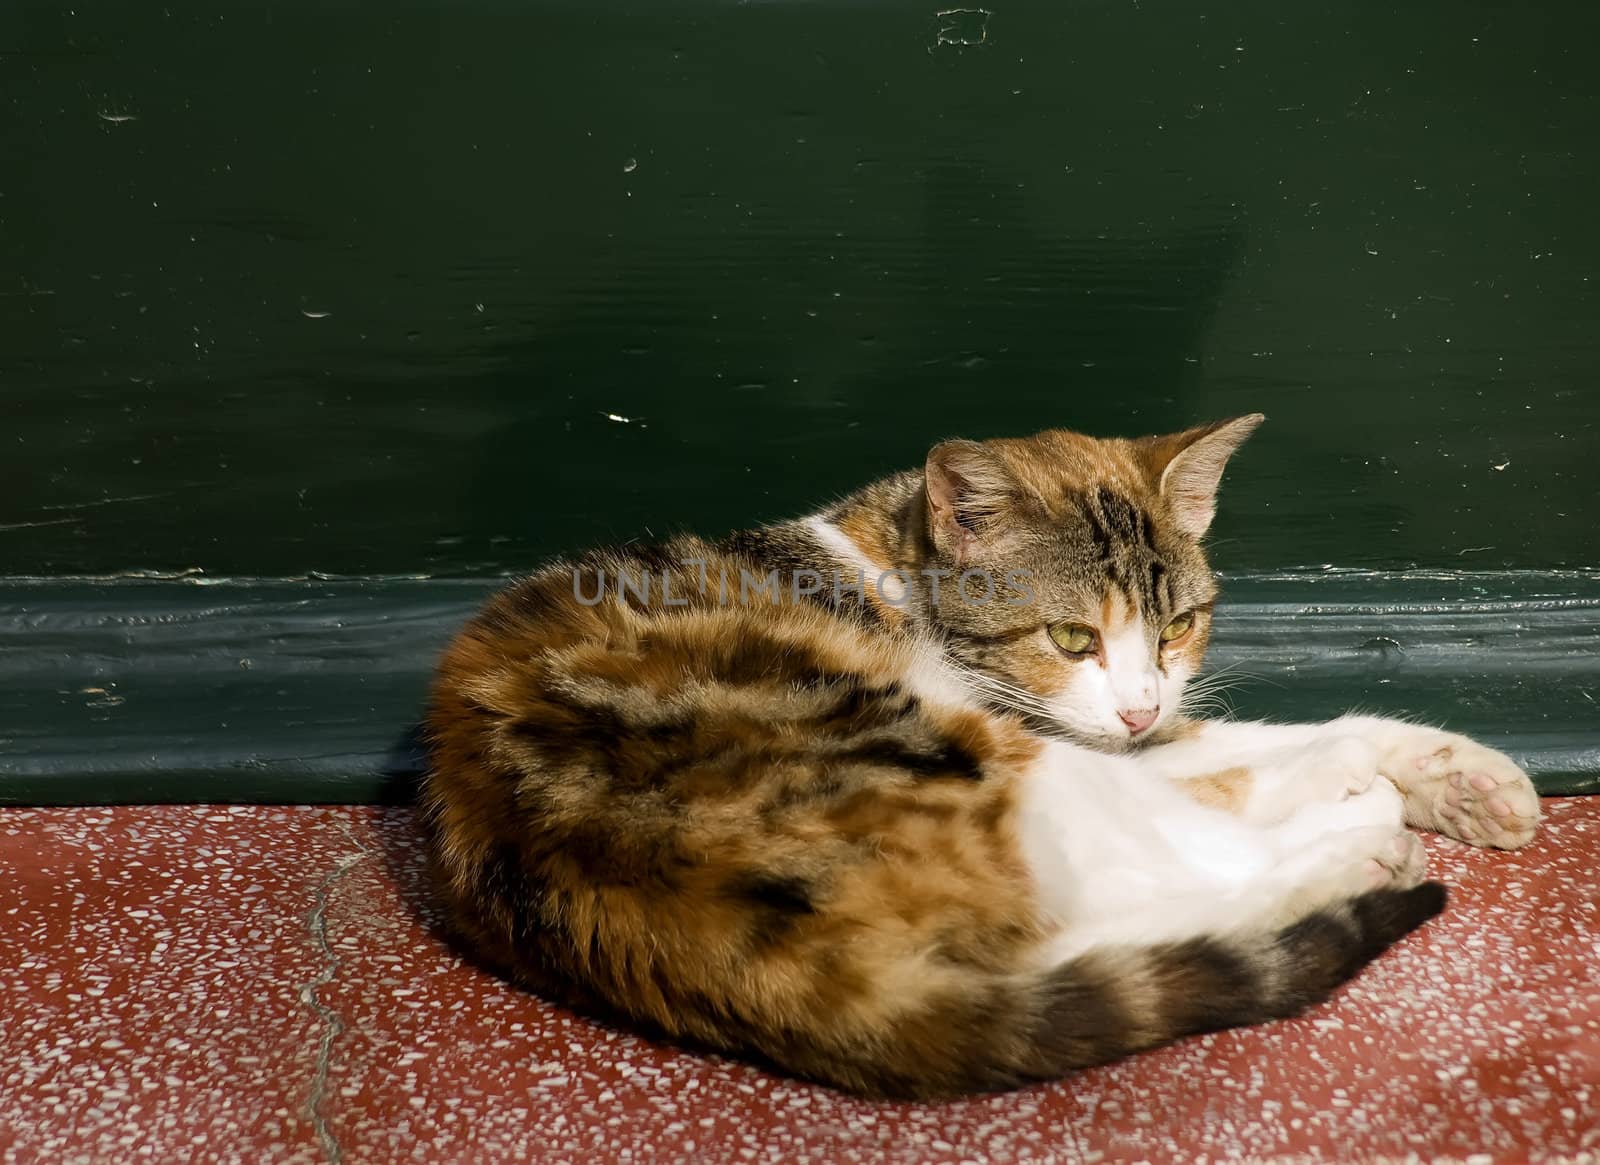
[1139,414,1264,537]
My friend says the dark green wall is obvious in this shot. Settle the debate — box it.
[6,0,1597,578]
[4,1,1597,802]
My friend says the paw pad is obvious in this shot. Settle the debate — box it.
[1387,732,1539,850]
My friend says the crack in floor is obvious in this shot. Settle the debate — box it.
[298,844,370,1165]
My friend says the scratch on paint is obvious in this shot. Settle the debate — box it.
[40,492,172,512]
[0,517,83,532]
[934,8,992,47]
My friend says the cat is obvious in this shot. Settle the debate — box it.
[420,415,1541,1099]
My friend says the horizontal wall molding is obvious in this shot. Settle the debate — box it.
[2,570,1597,804]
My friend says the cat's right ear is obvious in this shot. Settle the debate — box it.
[924,440,1019,566]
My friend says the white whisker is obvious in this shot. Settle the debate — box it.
[941,659,1059,722]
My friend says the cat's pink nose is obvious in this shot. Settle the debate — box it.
[1118,707,1158,735]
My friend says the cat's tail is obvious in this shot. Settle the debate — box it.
[843,882,1445,1099]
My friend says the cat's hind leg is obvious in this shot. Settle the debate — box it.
[1343,717,1540,849]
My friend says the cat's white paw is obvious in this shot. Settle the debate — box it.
[1377,729,1540,850]
[1307,736,1381,800]
[1246,736,1379,823]
[1271,775,1406,865]
[1272,817,1428,918]
[1361,828,1428,891]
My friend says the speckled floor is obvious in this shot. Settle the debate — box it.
[2,800,1597,1165]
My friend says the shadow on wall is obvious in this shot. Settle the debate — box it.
[448,159,1248,559]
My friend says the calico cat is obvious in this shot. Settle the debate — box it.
[421,415,1541,1099]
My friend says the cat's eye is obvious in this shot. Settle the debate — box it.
[1048,623,1098,655]
[1160,611,1196,644]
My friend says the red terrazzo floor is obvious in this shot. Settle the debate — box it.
[2,800,1597,1165]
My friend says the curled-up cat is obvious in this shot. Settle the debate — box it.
[421,415,1540,1099]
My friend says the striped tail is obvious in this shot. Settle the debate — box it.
[831,882,1446,1099]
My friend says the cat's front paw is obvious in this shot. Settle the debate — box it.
[1245,736,1378,824]
[1377,730,1540,849]
[1362,827,1429,892]
[1275,818,1428,916]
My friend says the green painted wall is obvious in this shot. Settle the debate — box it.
[7,0,1597,578]
[4,1,1597,802]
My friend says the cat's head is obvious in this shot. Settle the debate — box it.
[919,415,1263,748]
